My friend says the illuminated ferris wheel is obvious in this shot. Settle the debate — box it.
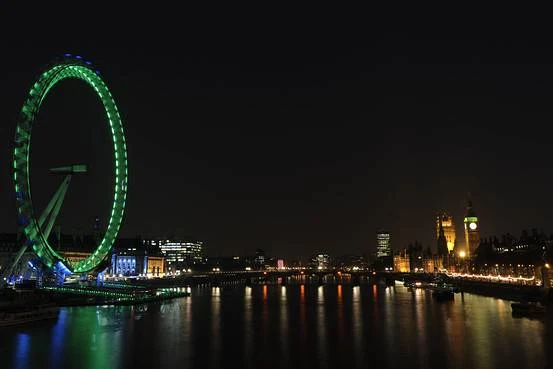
[10,54,128,277]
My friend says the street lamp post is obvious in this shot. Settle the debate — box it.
[458,250,466,274]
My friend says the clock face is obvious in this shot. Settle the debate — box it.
[469,222,477,230]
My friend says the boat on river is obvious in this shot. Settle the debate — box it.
[511,301,546,317]
[432,288,455,301]
[0,304,59,327]
[404,280,430,288]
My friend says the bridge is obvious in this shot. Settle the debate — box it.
[113,269,549,302]
[122,269,434,288]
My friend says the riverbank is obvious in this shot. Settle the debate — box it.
[41,285,190,306]
[448,278,548,302]
[0,285,190,309]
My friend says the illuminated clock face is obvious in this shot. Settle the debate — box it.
[469,222,477,230]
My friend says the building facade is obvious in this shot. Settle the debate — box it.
[110,238,166,276]
[393,249,411,272]
[473,228,550,280]
[436,212,456,253]
[437,218,449,257]
[423,255,444,273]
[110,253,165,276]
[0,233,36,280]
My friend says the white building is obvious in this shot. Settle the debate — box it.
[143,239,203,271]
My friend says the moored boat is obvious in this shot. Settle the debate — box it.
[404,280,429,288]
[432,289,454,301]
[0,304,59,327]
[511,301,546,316]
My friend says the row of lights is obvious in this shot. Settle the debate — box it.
[446,272,536,282]
[43,286,188,301]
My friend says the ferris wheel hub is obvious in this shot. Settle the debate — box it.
[49,164,88,175]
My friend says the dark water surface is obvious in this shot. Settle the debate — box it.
[1,283,552,369]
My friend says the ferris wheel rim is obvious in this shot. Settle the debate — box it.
[13,55,128,274]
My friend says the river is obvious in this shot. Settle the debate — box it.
[1,283,551,369]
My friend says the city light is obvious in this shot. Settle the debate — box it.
[459,251,466,258]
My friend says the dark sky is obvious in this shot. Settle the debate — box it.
[1,6,553,260]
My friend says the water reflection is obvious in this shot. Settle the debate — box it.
[14,333,30,369]
[317,286,328,366]
[262,284,269,337]
[280,286,289,366]
[352,286,363,367]
[49,308,66,368]
[413,289,428,368]
[444,295,468,368]
[244,286,253,364]
[299,284,306,339]
[471,294,495,369]
[88,327,115,369]
[336,285,344,341]
[210,287,221,368]
[212,286,220,297]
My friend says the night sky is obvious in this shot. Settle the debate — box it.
[1,7,553,260]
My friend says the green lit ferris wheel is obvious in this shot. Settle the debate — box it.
[12,54,128,275]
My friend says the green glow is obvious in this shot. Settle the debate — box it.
[13,58,128,273]
[464,216,478,223]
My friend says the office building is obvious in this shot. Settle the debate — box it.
[313,254,330,270]
[143,239,203,272]
[376,230,391,258]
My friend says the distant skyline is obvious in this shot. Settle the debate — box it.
[1,7,553,260]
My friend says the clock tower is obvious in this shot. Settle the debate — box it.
[463,199,480,257]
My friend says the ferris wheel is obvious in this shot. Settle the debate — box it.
[9,54,128,278]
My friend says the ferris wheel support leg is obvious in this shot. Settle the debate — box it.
[2,175,72,283]
[41,175,72,241]
[38,175,72,239]
[2,243,27,284]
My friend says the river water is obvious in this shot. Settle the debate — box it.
[1,283,551,369]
